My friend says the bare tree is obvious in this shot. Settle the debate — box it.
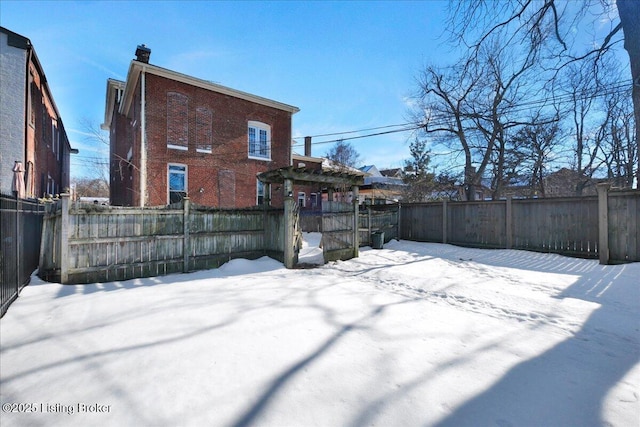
[73,177,109,199]
[507,118,561,197]
[69,122,110,201]
[562,62,605,194]
[447,0,639,187]
[325,140,362,203]
[599,88,638,187]
[416,34,547,200]
[325,140,362,169]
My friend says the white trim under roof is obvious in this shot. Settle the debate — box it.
[101,79,125,130]
[115,60,299,121]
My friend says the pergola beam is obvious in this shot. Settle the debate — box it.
[257,166,364,187]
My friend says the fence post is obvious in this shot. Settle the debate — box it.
[367,205,372,245]
[352,185,359,258]
[60,193,70,284]
[442,200,448,244]
[506,196,513,249]
[15,197,21,291]
[284,179,295,268]
[397,203,401,240]
[597,183,610,265]
[183,197,190,272]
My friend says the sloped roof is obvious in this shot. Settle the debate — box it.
[103,58,299,129]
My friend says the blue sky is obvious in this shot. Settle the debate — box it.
[1,0,453,178]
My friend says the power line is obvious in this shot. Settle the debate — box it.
[74,79,633,171]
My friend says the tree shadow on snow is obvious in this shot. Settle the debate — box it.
[434,262,639,427]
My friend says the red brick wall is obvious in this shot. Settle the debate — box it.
[109,80,141,206]
[27,61,70,198]
[134,73,292,207]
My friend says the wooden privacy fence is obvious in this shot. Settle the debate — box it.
[299,205,400,248]
[400,184,639,264]
[39,195,285,284]
[359,205,399,246]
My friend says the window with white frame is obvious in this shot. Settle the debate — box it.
[51,120,57,156]
[256,179,270,205]
[28,71,35,127]
[248,121,270,160]
[168,164,187,204]
[298,192,306,208]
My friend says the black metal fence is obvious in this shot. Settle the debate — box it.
[1,194,45,317]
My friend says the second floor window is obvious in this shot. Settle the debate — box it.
[167,92,189,150]
[248,121,270,160]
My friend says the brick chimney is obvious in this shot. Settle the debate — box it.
[304,136,312,157]
[135,44,151,63]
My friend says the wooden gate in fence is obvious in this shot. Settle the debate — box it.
[322,201,358,262]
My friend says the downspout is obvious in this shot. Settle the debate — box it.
[24,43,33,197]
[140,65,147,207]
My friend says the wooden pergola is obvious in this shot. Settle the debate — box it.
[257,166,365,268]
[258,166,364,186]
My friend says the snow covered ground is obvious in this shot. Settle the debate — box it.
[1,235,638,427]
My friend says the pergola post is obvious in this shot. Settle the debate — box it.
[257,166,365,267]
[283,178,296,268]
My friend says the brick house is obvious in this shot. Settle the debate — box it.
[543,168,598,197]
[102,45,299,208]
[0,26,76,199]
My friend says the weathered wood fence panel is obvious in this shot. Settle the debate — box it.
[300,211,323,232]
[358,205,399,246]
[448,201,506,248]
[40,195,285,284]
[400,188,640,263]
[607,190,640,262]
[397,203,444,242]
[323,202,356,262]
[511,197,598,257]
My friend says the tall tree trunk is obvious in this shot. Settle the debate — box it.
[617,0,640,188]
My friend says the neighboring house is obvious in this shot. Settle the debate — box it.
[102,45,299,208]
[0,26,76,198]
[358,165,405,204]
[291,137,368,210]
[543,168,602,197]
